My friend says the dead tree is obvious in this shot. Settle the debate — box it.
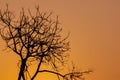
[0,5,92,80]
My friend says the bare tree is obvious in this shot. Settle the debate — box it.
[0,5,92,80]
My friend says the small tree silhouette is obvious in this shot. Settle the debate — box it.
[0,5,92,80]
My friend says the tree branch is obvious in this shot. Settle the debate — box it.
[38,69,92,80]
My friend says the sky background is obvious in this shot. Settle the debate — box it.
[0,0,120,80]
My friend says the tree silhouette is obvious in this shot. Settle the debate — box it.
[0,5,92,80]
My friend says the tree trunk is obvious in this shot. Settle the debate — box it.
[18,59,27,80]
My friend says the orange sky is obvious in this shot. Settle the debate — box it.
[0,0,120,80]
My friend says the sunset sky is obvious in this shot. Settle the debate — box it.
[0,0,120,80]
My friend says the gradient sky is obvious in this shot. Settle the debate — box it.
[0,0,120,80]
